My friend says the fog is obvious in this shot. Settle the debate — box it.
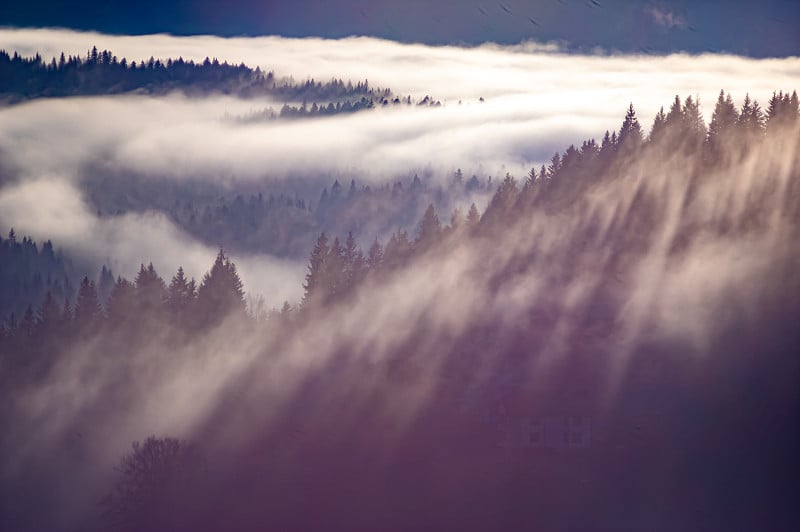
[0,176,305,306]
[0,28,799,529]
[1,28,797,182]
[1,30,798,302]
[4,114,797,529]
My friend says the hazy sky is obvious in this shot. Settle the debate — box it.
[1,0,798,57]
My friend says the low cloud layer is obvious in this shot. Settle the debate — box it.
[0,28,798,304]
[0,176,304,306]
[3,114,798,530]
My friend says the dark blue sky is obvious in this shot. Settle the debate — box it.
[1,0,798,57]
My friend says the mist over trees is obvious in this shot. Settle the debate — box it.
[85,171,493,259]
[1,86,799,531]
[0,230,75,322]
[0,47,444,114]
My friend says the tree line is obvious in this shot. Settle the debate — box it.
[2,87,797,347]
[87,171,492,260]
[0,249,247,364]
[0,46,387,106]
[1,88,798,531]
[0,229,75,321]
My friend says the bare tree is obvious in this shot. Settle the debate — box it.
[102,436,206,532]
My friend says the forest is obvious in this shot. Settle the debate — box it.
[0,47,443,113]
[1,83,798,530]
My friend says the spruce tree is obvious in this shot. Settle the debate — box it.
[343,232,365,292]
[649,106,667,144]
[707,90,738,155]
[682,95,706,151]
[617,103,643,152]
[107,277,136,326]
[134,263,166,317]
[303,233,330,306]
[367,238,384,272]
[75,277,103,329]
[196,249,246,324]
[167,266,196,318]
[415,204,442,251]
[466,203,481,228]
[37,291,61,330]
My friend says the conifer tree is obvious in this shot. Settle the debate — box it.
[617,103,643,152]
[61,299,73,327]
[326,237,346,300]
[737,94,765,138]
[649,106,667,144]
[343,232,365,292]
[547,152,562,178]
[37,291,61,330]
[682,95,707,151]
[384,230,413,269]
[665,95,683,128]
[525,167,537,188]
[482,174,519,228]
[366,238,384,272]
[303,232,330,306]
[75,276,103,329]
[134,263,166,317]
[196,249,246,324]
[466,203,481,228]
[167,267,196,317]
[107,277,136,326]
[707,90,738,155]
[98,265,115,305]
[415,204,442,251]
[20,305,36,337]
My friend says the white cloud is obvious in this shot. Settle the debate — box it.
[0,176,305,306]
[0,28,798,306]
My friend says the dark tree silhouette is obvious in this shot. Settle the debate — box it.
[167,267,196,324]
[134,263,167,318]
[617,103,643,152]
[366,238,384,272]
[481,173,519,229]
[681,95,707,152]
[37,290,62,334]
[303,232,330,307]
[466,203,481,228]
[707,90,739,158]
[343,232,366,293]
[195,249,246,325]
[98,265,116,305]
[326,237,346,301]
[103,436,206,532]
[415,203,442,252]
[107,277,136,327]
[75,276,102,329]
[738,93,765,139]
[649,106,667,143]
[383,230,413,270]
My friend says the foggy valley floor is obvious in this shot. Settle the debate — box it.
[0,30,799,532]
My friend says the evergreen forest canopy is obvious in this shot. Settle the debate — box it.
[1,87,796,323]
[1,86,799,530]
[0,47,443,113]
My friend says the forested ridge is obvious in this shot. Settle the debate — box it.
[2,87,796,333]
[0,47,443,113]
[85,170,492,259]
[1,88,799,531]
